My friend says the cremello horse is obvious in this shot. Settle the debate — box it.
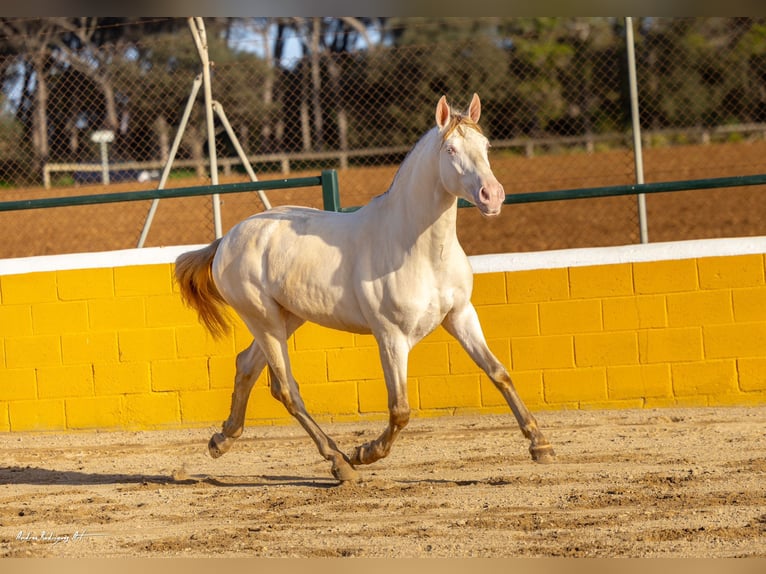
[175,93,555,482]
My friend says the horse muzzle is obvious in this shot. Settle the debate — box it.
[475,181,505,217]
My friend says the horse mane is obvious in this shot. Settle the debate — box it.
[440,112,484,141]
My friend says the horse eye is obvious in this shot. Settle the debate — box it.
[446,145,457,156]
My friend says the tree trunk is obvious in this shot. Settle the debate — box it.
[300,99,311,152]
[184,124,206,178]
[239,124,250,155]
[327,53,348,155]
[338,109,349,152]
[69,125,79,158]
[31,52,50,179]
[155,115,170,163]
[259,23,275,153]
[300,60,312,152]
[310,17,324,151]
[260,72,274,153]
[100,79,119,131]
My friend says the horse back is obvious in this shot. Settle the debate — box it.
[213,206,372,333]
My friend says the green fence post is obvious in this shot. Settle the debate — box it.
[321,169,341,212]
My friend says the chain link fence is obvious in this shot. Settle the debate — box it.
[1,17,765,258]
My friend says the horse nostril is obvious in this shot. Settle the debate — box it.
[479,187,491,203]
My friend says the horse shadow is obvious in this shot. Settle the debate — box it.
[0,466,340,489]
[2,465,525,491]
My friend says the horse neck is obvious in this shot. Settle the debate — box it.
[378,128,459,252]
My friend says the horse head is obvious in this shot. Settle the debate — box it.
[435,93,505,217]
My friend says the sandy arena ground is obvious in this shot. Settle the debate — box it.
[2,141,766,561]
[1,406,765,558]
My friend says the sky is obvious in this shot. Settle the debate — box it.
[226,19,382,69]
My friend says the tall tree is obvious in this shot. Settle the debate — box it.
[0,18,58,178]
[267,17,374,152]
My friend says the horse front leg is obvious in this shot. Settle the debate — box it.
[443,304,555,464]
[351,335,410,466]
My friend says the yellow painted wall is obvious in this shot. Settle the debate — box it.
[1,253,765,432]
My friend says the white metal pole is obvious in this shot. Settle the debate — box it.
[191,17,223,239]
[99,141,110,185]
[137,74,203,248]
[212,101,272,210]
[626,16,649,244]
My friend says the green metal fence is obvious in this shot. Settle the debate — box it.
[0,171,341,214]
[463,174,766,210]
[324,172,766,214]
[0,169,764,247]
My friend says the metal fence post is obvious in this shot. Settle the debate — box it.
[137,74,203,248]
[321,169,341,211]
[626,16,649,244]
[190,17,223,239]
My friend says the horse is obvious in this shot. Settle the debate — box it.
[175,93,555,482]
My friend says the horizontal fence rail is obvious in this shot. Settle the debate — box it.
[328,173,766,212]
[462,173,766,209]
[2,171,764,233]
[0,170,341,213]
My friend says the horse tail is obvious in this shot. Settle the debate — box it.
[174,238,230,339]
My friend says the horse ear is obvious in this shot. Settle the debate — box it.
[468,93,481,123]
[435,95,451,129]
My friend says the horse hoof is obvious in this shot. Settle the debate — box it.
[332,461,359,483]
[530,443,556,464]
[208,433,231,459]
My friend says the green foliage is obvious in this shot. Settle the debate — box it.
[0,112,22,160]
[1,17,766,187]
[638,17,766,129]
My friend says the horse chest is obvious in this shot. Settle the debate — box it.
[378,276,462,338]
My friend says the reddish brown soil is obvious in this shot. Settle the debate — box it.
[1,140,765,260]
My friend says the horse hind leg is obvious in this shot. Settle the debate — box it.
[255,327,358,482]
[208,341,266,458]
[208,314,306,459]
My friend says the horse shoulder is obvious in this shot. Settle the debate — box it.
[439,240,474,287]
[434,247,476,314]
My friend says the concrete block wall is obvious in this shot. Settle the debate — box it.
[1,239,764,432]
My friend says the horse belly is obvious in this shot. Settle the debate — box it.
[211,215,364,334]
[275,279,370,334]
[266,244,370,334]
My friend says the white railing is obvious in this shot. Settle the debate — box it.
[42,122,766,189]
